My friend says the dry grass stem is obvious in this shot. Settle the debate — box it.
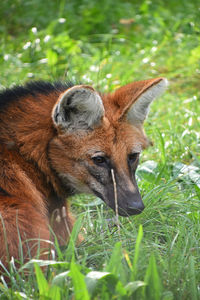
[111,168,120,234]
[61,206,71,237]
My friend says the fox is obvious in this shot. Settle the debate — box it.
[0,77,167,270]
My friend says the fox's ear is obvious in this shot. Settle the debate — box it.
[112,78,168,124]
[52,85,104,132]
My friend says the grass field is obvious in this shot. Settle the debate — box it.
[0,0,200,299]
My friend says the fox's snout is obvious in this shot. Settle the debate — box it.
[104,174,145,216]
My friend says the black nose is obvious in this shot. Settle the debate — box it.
[117,190,145,216]
[127,201,145,215]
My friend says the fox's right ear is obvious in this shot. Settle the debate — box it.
[110,77,168,125]
[52,85,105,132]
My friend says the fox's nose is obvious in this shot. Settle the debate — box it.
[124,189,145,215]
[127,201,145,215]
[116,190,145,216]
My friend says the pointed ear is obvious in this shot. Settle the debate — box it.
[52,85,105,132]
[112,78,168,124]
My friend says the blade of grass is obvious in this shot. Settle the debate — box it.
[131,224,143,281]
[70,259,90,300]
[34,263,49,297]
[143,254,163,300]
[188,256,198,300]
[65,216,83,262]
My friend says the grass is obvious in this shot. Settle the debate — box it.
[0,0,200,299]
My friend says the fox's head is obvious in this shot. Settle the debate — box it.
[49,78,168,216]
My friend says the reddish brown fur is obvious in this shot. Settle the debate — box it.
[0,78,164,272]
[0,91,68,270]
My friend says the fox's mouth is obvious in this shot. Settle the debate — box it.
[106,199,145,217]
[113,204,145,216]
[91,188,145,217]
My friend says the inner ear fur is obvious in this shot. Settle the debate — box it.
[52,85,105,132]
[110,77,168,124]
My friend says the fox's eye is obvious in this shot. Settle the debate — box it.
[128,153,139,164]
[92,156,106,165]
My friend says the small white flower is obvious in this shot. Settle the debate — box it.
[112,80,120,85]
[82,74,92,83]
[112,29,118,34]
[142,57,149,64]
[35,38,40,44]
[44,35,51,43]
[39,58,48,64]
[4,54,9,61]
[27,73,34,78]
[31,27,37,34]
[188,117,193,127]
[58,18,66,23]
[90,65,99,72]
[23,41,31,50]
[151,46,157,52]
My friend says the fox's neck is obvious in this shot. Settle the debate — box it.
[0,91,66,199]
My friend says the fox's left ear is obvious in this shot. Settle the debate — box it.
[112,77,168,124]
[52,85,105,132]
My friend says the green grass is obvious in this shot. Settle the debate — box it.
[0,0,200,299]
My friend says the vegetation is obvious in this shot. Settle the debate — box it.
[0,0,199,299]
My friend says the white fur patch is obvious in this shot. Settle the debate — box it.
[52,86,105,132]
[60,173,91,194]
[59,172,105,199]
[127,78,168,124]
